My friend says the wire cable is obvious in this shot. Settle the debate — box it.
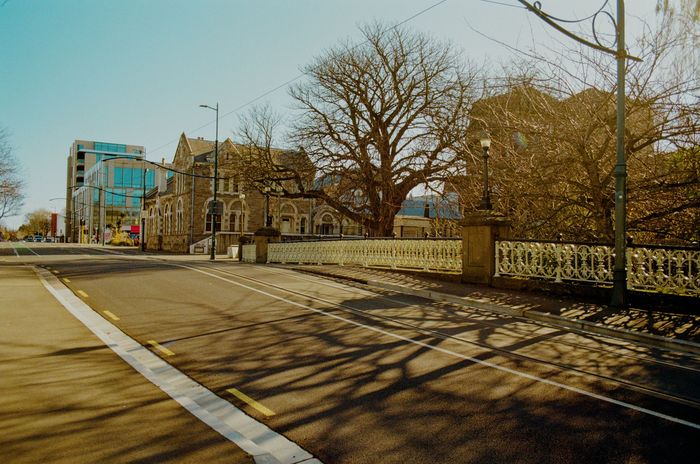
[146,0,453,159]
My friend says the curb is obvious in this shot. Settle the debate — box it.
[294,267,700,356]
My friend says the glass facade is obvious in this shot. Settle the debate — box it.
[94,142,127,153]
[74,160,156,242]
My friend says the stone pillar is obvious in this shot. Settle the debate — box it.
[253,227,281,264]
[460,212,511,285]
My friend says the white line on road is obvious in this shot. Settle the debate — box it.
[35,266,319,464]
[181,263,700,431]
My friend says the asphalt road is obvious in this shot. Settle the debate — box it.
[0,253,254,464]
[3,242,700,463]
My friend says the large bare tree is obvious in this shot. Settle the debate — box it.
[238,23,480,236]
[0,127,23,223]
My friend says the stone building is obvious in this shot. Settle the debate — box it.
[143,134,314,253]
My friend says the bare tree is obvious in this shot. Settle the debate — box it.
[0,127,23,222]
[458,14,699,244]
[238,23,480,236]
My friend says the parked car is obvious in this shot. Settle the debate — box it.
[25,236,34,242]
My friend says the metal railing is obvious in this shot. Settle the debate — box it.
[495,240,700,296]
[267,238,462,273]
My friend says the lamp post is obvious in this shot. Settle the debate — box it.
[275,184,282,230]
[478,135,493,211]
[200,103,219,260]
[238,192,246,235]
[263,186,271,227]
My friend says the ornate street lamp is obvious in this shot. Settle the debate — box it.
[238,192,246,235]
[200,103,219,260]
[478,135,493,211]
[262,186,271,227]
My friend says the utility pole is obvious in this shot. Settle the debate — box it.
[518,0,638,308]
[200,103,219,260]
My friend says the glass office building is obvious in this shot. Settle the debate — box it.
[66,140,150,243]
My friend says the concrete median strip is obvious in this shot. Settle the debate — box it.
[34,266,321,464]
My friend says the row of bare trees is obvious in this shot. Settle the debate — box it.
[236,14,698,243]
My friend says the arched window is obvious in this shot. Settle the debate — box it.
[228,200,245,233]
[164,204,172,234]
[320,213,335,235]
[176,199,184,233]
[148,207,154,235]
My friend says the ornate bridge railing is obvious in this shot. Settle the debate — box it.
[241,244,256,263]
[495,240,700,296]
[267,238,462,273]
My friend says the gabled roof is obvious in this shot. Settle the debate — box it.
[187,136,216,156]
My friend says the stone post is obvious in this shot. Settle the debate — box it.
[460,211,511,285]
[253,227,281,264]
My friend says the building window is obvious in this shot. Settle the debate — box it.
[176,199,184,233]
[164,204,172,234]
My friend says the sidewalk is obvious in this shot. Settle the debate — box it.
[0,264,253,464]
[286,264,700,353]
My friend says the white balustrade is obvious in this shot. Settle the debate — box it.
[268,239,462,273]
[242,244,256,263]
[496,240,699,296]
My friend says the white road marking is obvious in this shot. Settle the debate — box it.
[181,263,700,430]
[35,266,317,464]
[24,245,40,256]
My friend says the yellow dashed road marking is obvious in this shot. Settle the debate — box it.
[226,388,276,417]
[76,290,88,298]
[147,340,175,356]
[103,310,120,321]
[62,277,71,283]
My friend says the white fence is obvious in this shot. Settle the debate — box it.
[495,240,700,296]
[242,244,256,263]
[267,239,462,273]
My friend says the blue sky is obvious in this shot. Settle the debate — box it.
[0,0,659,229]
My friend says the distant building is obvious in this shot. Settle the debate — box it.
[65,140,148,243]
[142,134,315,253]
[142,134,463,254]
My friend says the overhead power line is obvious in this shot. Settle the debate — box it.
[146,0,453,160]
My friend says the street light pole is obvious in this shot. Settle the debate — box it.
[516,0,634,308]
[239,192,246,235]
[263,186,271,227]
[478,135,493,211]
[610,0,628,308]
[200,103,219,260]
